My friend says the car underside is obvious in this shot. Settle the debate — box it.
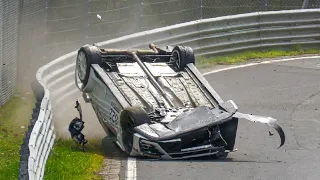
[74,43,285,159]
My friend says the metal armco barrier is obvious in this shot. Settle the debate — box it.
[27,88,55,180]
[21,9,320,179]
[18,101,41,180]
[18,80,55,180]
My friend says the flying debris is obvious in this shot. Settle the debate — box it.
[96,14,102,21]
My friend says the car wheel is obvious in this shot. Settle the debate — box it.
[120,107,151,155]
[171,45,195,70]
[75,45,102,92]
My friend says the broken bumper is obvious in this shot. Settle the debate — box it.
[233,112,285,148]
[132,127,230,159]
[131,106,285,159]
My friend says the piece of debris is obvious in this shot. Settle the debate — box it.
[269,131,274,136]
[21,126,25,129]
[97,14,102,21]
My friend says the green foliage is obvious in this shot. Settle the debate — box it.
[291,44,303,52]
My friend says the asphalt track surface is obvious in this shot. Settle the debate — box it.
[132,57,320,180]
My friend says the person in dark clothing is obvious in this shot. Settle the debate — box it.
[68,100,88,150]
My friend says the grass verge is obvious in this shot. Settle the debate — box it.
[196,48,320,68]
[0,90,104,179]
[44,138,104,180]
[0,91,35,180]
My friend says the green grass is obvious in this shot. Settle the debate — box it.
[0,91,35,180]
[196,47,320,68]
[0,91,104,180]
[44,139,104,180]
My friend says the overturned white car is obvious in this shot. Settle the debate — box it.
[74,44,285,159]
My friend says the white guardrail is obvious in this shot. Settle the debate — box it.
[27,88,55,180]
[26,9,319,179]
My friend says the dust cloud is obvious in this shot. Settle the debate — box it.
[22,0,187,142]
[52,98,106,140]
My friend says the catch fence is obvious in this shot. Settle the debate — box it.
[1,0,319,106]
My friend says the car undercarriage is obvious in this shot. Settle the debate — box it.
[74,43,285,159]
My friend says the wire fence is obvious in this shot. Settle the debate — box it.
[18,0,47,96]
[0,0,319,106]
[309,0,320,8]
[0,0,20,106]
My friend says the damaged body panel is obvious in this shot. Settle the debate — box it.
[74,44,285,159]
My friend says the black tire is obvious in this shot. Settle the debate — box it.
[171,45,195,70]
[76,45,102,88]
[120,107,151,155]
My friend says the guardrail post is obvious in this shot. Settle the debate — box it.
[196,0,203,19]
[302,0,309,9]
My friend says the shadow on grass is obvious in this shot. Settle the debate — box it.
[100,136,127,160]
